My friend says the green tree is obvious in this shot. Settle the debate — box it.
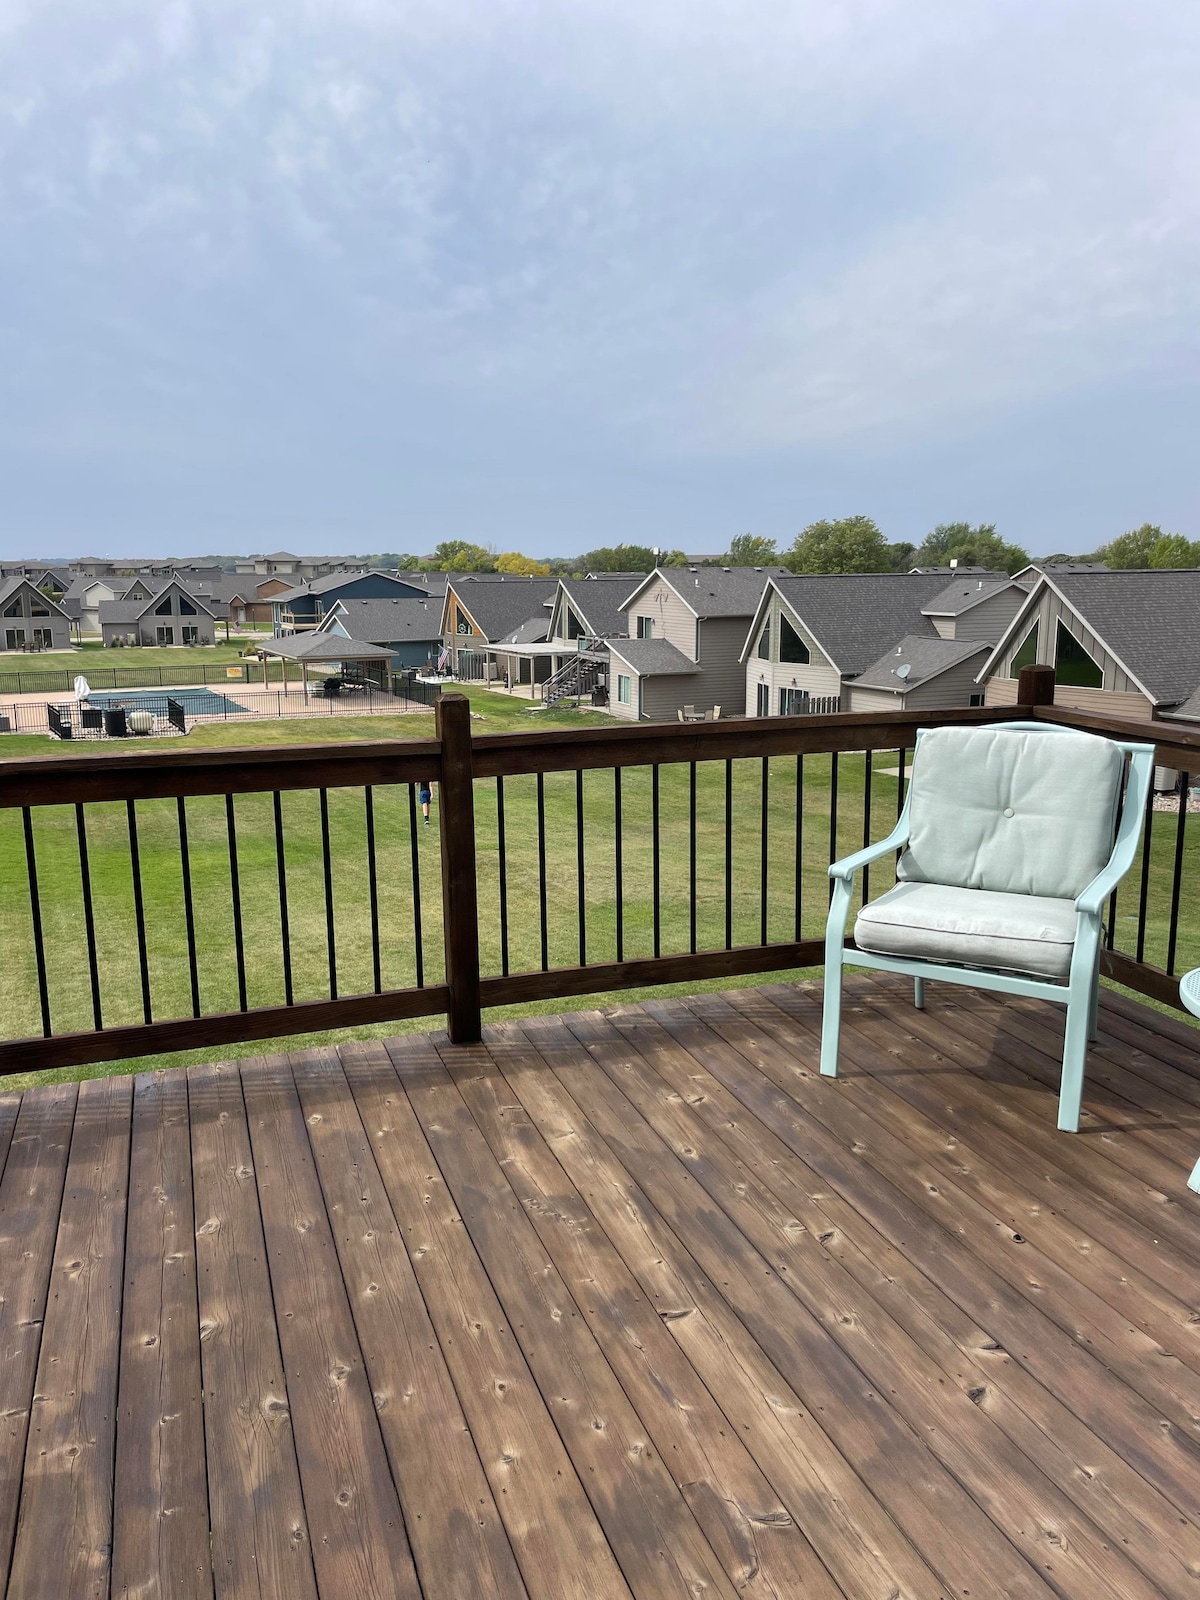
[1100,523,1200,568]
[661,549,690,567]
[911,523,1028,573]
[724,533,778,565]
[432,540,496,572]
[886,541,916,572]
[580,544,657,572]
[784,516,891,574]
[495,551,551,576]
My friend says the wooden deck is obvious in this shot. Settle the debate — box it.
[1,975,1199,1600]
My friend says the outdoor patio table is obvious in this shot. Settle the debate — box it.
[1181,969,1200,1192]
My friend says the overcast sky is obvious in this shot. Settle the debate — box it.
[1,0,1196,560]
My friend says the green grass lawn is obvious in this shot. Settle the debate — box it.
[1,688,1196,1088]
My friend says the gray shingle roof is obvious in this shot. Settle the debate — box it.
[259,631,394,661]
[558,577,637,638]
[607,638,700,676]
[635,567,790,618]
[0,576,69,617]
[447,577,559,642]
[1046,569,1200,707]
[327,597,444,643]
[98,601,149,623]
[768,573,955,674]
[854,635,991,692]
[921,576,1018,617]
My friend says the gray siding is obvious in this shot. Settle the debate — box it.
[952,587,1028,643]
[695,616,751,716]
[903,654,988,708]
[1,583,73,650]
[640,675,701,721]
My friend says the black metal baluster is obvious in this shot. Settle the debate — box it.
[725,759,733,948]
[273,791,293,1006]
[689,762,697,955]
[794,754,804,940]
[225,794,248,1012]
[1106,886,1118,951]
[126,800,152,1024]
[177,797,201,1017]
[365,787,381,994]
[659,764,668,960]
[1167,773,1190,976]
[537,772,549,971]
[496,775,510,977]
[614,767,624,962]
[22,807,51,1038]
[861,750,874,905]
[896,746,906,816]
[828,753,839,903]
[1135,781,1155,964]
[760,756,769,945]
[320,788,337,999]
[408,782,424,988]
[75,804,102,1030]
[576,769,587,966]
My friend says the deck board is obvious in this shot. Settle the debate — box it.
[1,976,1199,1600]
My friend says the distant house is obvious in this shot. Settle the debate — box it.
[324,596,445,669]
[740,572,1024,716]
[234,552,371,581]
[606,566,788,721]
[273,570,439,634]
[62,574,119,636]
[99,579,220,647]
[0,578,73,652]
[978,567,1200,721]
[442,577,560,684]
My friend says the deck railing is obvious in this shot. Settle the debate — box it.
[0,664,1196,1075]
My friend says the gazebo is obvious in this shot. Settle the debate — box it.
[256,631,395,698]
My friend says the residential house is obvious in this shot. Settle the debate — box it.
[62,574,118,636]
[273,570,437,634]
[324,597,445,669]
[99,579,221,647]
[0,578,74,651]
[606,567,789,721]
[442,577,560,684]
[741,572,1025,716]
[234,552,370,581]
[978,567,1200,721]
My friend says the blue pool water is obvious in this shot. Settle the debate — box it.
[86,688,249,716]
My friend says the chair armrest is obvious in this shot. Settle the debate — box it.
[828,819,910,882]
[1075,860,1130,916]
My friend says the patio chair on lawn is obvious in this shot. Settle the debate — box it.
[821,722,1155,1132]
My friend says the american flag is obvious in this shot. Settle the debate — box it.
[437,646,450,672]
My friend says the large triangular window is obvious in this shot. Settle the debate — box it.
[1009,620,1039,676]
[779,615,810,664]
[1055,620,1103,688]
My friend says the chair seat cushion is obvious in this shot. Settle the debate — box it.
[854,882,1077,978]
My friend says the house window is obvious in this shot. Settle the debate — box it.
[756,682,770,717]
[32,628,53,649]
[1054,620,1103,689]
[779,687,809,715]
[31,597,49,616]
[617,674,631,705]
[969,692,985,707]
[456,616,473,634]
[779,616,810,664]
[3,598,21,617]
[1009,620,1039,676]
[156,625,174,646]
[5,629,26,649]
[757,622,770,660]
[182,626,199,645]
[155,597,173,615]
[567,607,585,640]
[635,615,653,639]
[179,596,197,615]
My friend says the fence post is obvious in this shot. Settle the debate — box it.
[1017,664,1055,710]
[435,691,481,1043]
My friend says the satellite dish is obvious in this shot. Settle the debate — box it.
[895,663,912,680]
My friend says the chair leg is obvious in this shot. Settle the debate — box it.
[1058,991,1090,1132]
[913,977,925,1011]
[1088,966,1100,1042]
[820,959,843,1077]
[1189,1156,1200,1196]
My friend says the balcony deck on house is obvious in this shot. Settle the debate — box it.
[1,973,1199,1600]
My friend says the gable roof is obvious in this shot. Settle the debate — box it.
[556,577,635,639]
[621,566,789,618]
[257,630,394,661]
[921,575,1019,617]
[99,579,218,623]
[854,635,992,693]
[607,638,701,676]
[743,573,954,674]
[271,568,422,604]
[0,576,71,619]
[445,577,559,642]
[326,597,445,643]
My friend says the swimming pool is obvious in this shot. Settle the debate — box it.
[85,688,249,717]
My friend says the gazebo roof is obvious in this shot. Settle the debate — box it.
[258,631,394,662]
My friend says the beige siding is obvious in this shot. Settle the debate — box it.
[609,664,639,721]
[952,587,1028,644]
[930,617,955,640]
[744,589,843,714]
[695,617,751,716]
[983,674,1153,719]
[623,576,698,659]
[984,677,1020,707]
[846,685,903,714]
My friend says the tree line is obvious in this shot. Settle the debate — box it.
[357,519,1197,578]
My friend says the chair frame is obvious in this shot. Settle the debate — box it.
[820,721,1156,1132]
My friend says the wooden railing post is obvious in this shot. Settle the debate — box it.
[435,692,482,1042]
[1017,663,1055,710]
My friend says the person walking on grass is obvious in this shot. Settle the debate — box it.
[419,780,433,825]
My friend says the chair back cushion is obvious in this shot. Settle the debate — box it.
[897,726,1124,900]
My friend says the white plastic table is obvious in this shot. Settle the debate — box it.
[1180,970,1200,1193]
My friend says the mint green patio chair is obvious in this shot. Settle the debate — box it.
[821,722,1156,1132]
